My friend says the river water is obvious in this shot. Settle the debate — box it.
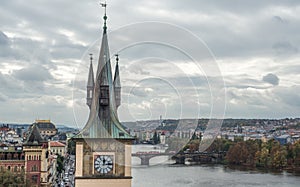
[131,145,300,187]
[132,165,300,187]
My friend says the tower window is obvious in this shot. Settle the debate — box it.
[32,165,38,172]
[119,132,124,137]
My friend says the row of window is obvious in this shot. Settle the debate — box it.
[41,131,55,134]
[52,149,63,153]
[0,165,39,172]
[0,165,25,172]
[27,155,41,161]
[0,153,24,160]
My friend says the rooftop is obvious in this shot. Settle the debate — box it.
[49,141,65,147]
[32,120,56,130]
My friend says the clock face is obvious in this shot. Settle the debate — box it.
[94,155,113,174]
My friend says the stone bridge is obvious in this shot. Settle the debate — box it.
[132,152,173,165]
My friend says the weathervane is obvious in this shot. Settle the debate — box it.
[100,1,107,14]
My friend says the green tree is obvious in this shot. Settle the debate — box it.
[257,144,270,167]
[56,154,64,174]
[67,138,76,155]
[152,131,160,145]
[0,169,31,187]
[226,141,249,165]
[270,145,287,169]
[292,140,300,167]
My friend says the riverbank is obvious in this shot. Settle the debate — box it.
[173,161,300,175]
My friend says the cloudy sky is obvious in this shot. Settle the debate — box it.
[0,0,299,127]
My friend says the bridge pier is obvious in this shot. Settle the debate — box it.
[140,156,150,165]
[174,156,185,164]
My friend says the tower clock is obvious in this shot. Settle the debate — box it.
[94,155,114,174]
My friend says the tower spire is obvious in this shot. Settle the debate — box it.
[113,54,121,109]
[100,2,107,33]
[86,54,95,109]
[74,1,133,140]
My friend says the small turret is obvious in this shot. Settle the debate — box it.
[113,54,121,109]
[86,54,95,109]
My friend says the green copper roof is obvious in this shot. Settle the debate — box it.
[73,10,133,140]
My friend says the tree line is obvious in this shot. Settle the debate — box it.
[185,137,300,170]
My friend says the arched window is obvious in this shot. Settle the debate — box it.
[0,153,5,160]
[7,153,12,160]
[14,166,17,172]
[21,166,25,171]
[8,166,11,170]
[29,155,31,160]
[39,155,41,160]
[34,155,36,160]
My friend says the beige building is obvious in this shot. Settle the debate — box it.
[49,141,66,157]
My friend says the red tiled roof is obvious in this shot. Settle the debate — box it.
[50,141,65,147]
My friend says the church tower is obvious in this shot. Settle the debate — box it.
[73,3,134,187]
[86,54,95,109]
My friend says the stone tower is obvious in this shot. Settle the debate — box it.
[73,3,134,187]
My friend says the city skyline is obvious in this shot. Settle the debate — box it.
[0,0,299,128]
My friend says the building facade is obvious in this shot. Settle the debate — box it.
[49,141,66,156]
[31,120,58,137]
[0,124,58,186]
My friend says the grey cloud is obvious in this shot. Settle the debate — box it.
[0,72,22,91]
[13,65,53,82]
[272,41,298,56]
[0,92,8,102]
[0,31,9,45]
[279,65,300,75]
[262,73,279,86]
[130,88,149,98]
[272,16,287,24]
[0,31,12,57]
[0,0,300,124]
